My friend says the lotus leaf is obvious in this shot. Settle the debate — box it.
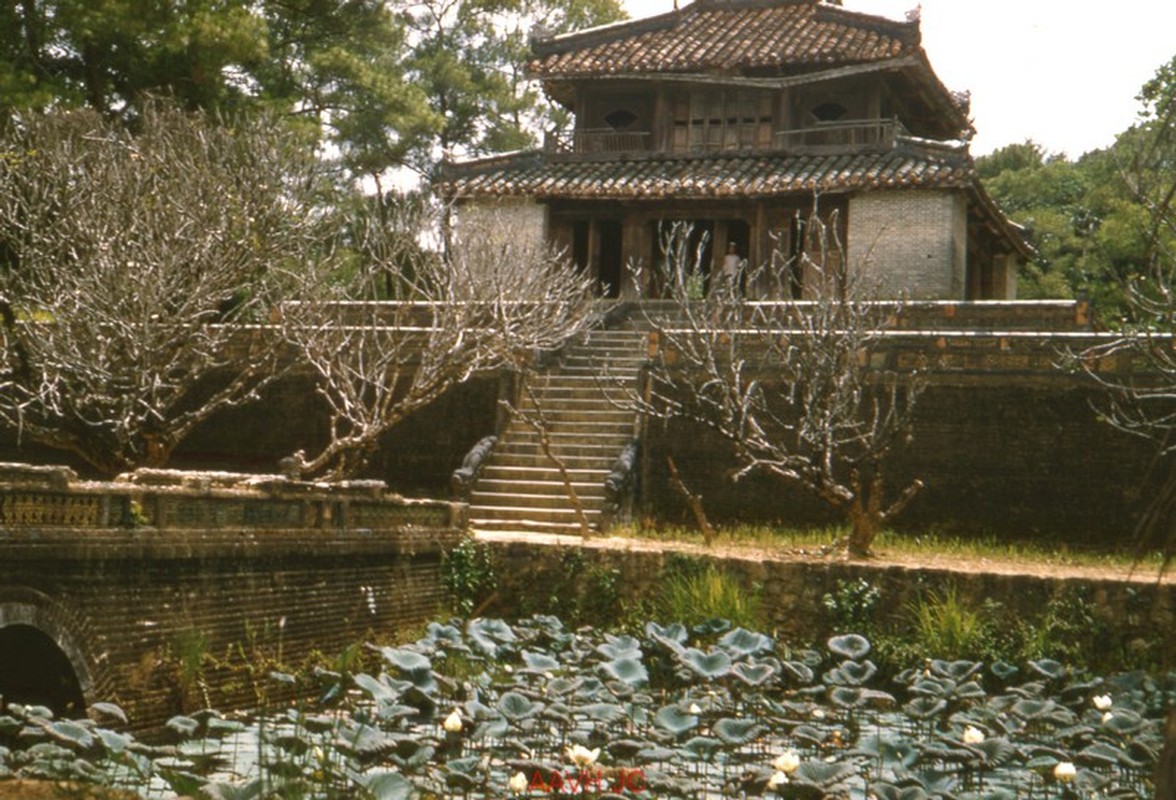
[606,738,647,759]
[827,633,871,661]
[581,703,628,723]
[601,657,649,687]
[712,717,762,744]
[1102,708,1144,735]
[361,770,414,800]
[497,691,543,722]
[692,618,731,635]
[471,719,508,739]
[867,783,932,800]
[1010,698,1056,720]
[546,676,584,695]
[653,705,699,736]
[45,720,96,750]
[1075,741,1124,767]
[521,650,561,672]
[682,735,723,759]
[718,627,774,656]
[378,647,432,674]
[1027,658,1066,680]
[636,744,679,762]
[96,728,134,754]
[680,647,732,679]
[341,726,398,757]
[782,660,815,684]
[166,715,200,737]
[931,659,982,681]
[904,697,947,719]
[790,760,855,789]
[854,732,919,768]
[598,634,643,659]
[827,659,877,686]
[967,737,1018,767]
[791,724,825,747]
[732,660,777,687]
[990,661,1020,682]
[645,621,687,645]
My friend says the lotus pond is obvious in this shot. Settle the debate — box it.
[1,616,1172,799]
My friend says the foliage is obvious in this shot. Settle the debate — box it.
[0,617,1171,799]
[651,557,763,632]
[822,577,882,635]
[0,0,623,187]
[0,104,333,474]
[441,537,499,616]
[904,584,997,662]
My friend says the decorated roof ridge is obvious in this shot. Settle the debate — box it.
[533,0,919,57]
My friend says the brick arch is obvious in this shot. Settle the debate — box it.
[0,586,108,707]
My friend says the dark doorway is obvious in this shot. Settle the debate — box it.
[787,214,807,299]
[571,220,590,274]
[598,219,623,298]
[0,624,86,717]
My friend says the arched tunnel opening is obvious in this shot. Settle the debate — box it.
[0,624,86,718]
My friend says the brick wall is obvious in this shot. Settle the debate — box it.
[848,190,966,299]
[640,377,1155,545]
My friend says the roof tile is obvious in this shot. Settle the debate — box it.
[441,145,975,201]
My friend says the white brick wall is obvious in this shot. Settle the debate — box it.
[847,190,966,299]
[455,198,548,253]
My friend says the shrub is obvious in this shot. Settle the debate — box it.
[652,559,762,631]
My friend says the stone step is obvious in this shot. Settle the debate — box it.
[468,518,598,535]
[468,504,604,524]
[480,465,610,482]
[474,478,606,497]
[502,419,635,438]
[506,406,634,424]
[487,451,619,470]
[470,489,606,510]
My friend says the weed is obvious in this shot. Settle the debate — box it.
[442,536,499,616]
[905,584,995,661]
[822,577,882,635]
[652,558,762,631]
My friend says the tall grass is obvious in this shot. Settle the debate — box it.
[652,563,762,630]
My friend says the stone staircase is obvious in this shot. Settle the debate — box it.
[467,329,648,534]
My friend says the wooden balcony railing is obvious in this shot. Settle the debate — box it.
[775,118,908,153]
[540,118,922,161]
[544,128,651,157]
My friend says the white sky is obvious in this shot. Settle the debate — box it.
[620,0,1176,158]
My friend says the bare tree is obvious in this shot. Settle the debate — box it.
[627,215,922,558]
[282,203,599,480]
[0,105,334,475]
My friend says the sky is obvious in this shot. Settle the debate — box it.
[620,0,1176,159]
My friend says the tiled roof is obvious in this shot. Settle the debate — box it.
[441,145,976,201]
[530,0,920,78]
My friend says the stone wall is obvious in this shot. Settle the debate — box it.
[485,537,1176,668]
[640,378,1154,545]
[848,190,967,299]
[0,467,463,731]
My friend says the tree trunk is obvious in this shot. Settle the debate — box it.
[846,506,878,559]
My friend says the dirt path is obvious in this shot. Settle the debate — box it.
[474,529,1176,585]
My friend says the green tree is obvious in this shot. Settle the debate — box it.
[398,0,625,177]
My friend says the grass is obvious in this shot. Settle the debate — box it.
[611,521,1168,573]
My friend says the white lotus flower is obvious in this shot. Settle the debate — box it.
[1053,761,1076,782]
[768,770,789,789]
[962,725,985,744]
[443,709,463,733]
[1093,694,1113,711]
[566,744,601,768]
[1102,711,1114,723]
[508,771,528,795]
[771,750,800,774]
[688,703,702,715]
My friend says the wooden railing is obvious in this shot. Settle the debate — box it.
[544,128,651,157]
[774,118,908,153]
[539,118,916,160]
